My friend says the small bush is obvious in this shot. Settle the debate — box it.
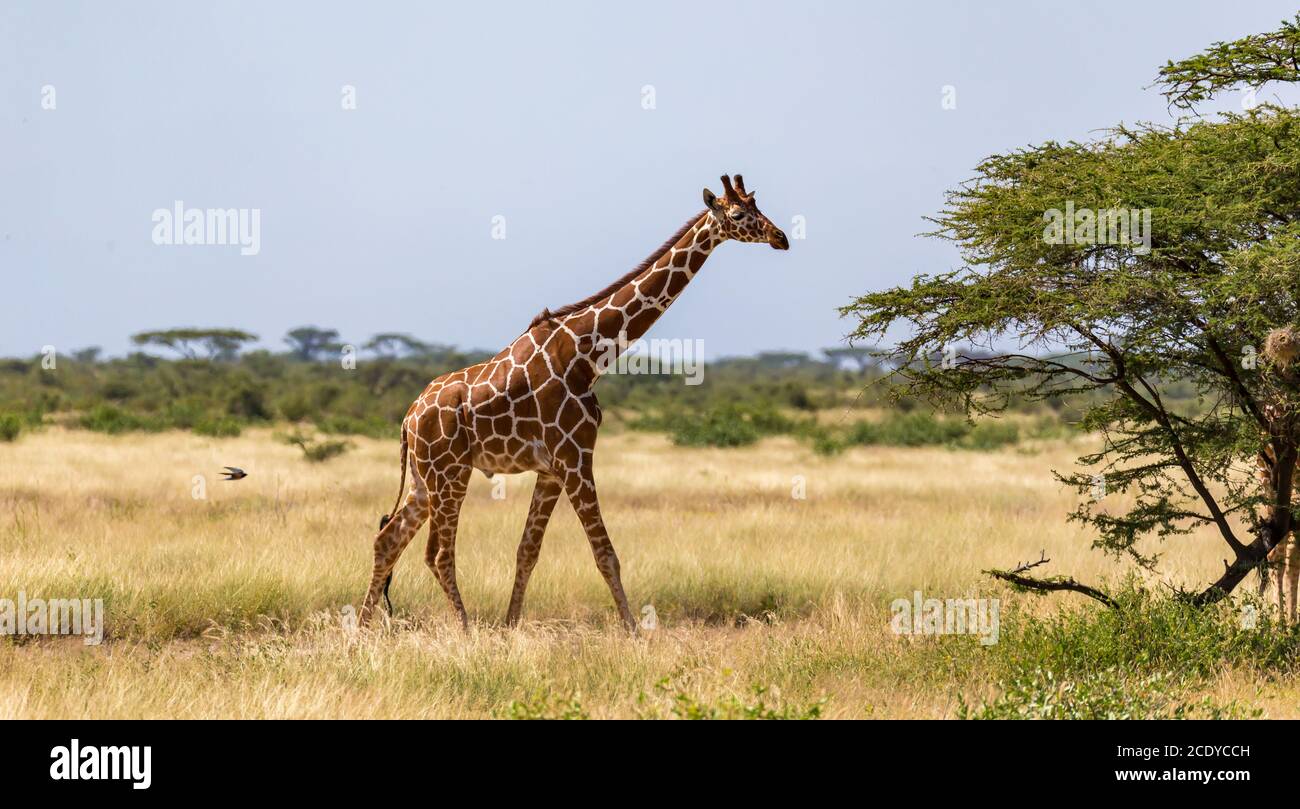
[850,412,969,447]
[634,402,793,449]
[782,383,818,411]
[79,404,163,434]
[0,413,22,442]
[671,409,761,448]
[276,393,313,423]
[1026,416,1077,440]
[992,585,1300,677]
[845,413,1021,450]
[637,677,827,720]
[225,381,271,420]
[301,440,349,462]
[164,400,205,430]
[281,429,351,463]
[193,416,242,438]
[316,414,395,439]
[960,420,1020,450]
[808,428,844,457]
[499,691,589,720]
[957,668,1258,720]
[743,403,795,434]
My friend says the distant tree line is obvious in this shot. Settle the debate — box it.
[0,324,1149,448]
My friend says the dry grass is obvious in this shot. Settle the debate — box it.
[0,427,1294,718]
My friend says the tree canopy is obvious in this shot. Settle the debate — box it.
[842,16,1300,604]
[1157,14,1300,109]
[131,328,258,361]
[283,326,343,362]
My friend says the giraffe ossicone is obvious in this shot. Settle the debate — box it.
[360,174,789,630]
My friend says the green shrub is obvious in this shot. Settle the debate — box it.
[809,428,844,456]
[782,383,818,411]
[224,380,270,420]
[0,413,22,442]
[301,439,349,462]
[960,420,1020,450]
[634,402,794,449]
[947,586,1293,719]
[281,429,351,463]
[992,585,1300,678]
[78,404,163,434]
[1026,416,1077,440]
[637,677,826,720]
[164,400,206,430]
[850,412,969,447]
[193,416,242,438]
[276,393,313,423]
[499,691,589,720]
[844,414,1021,450]
[957,668,1258,720]
[316,414,395,439]
[671,409,761,448]
[746,404,795,434]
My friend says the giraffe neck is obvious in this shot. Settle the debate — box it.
[561,212,718,353]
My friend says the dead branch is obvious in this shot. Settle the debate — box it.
[984,555,1119,610]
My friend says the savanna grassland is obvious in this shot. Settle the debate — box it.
[3,424,1299,719]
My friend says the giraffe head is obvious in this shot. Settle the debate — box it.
[703,174,789,250]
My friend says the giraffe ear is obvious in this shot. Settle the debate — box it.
[703,188,721,211]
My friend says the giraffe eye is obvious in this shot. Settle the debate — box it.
[730,211,745,221]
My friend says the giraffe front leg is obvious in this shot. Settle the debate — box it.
[1263,535,1294,619]
[1284,536,1300,624]
[561,470,636,633]
[506,474,563,626]
[360,491,429,626]
[1256,450,1281,611]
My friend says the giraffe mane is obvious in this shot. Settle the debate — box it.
[529,210,708,329]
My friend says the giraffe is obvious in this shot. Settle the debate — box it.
[1256,326,1300,622]
[359,174,789,630]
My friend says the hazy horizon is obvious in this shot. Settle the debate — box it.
[5,1,1299,361]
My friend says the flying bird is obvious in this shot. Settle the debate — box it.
[221,467,247,481]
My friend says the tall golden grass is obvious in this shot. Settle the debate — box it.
[0,427,1292,718]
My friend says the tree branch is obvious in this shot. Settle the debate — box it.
[1075,327,1248,557]
[984,561,1119,609]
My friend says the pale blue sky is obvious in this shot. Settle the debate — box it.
[3,1,1297,359]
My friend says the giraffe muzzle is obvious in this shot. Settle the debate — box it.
[770,229,790,250]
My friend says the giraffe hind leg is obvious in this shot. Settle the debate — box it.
[360,489,429,625]
[378,514,395,614]
[423,466,472,630]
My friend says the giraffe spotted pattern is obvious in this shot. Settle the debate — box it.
[1256,326,1300,622]
[359,174,789,630]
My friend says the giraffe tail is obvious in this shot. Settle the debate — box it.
[386,429,409,523]
[376,430,408,615]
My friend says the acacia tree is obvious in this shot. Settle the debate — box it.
[362,332,431,358]
[283,326,342,362]
[824,346,876,373]
[842,17,1300,605]
[131,328,258,361]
